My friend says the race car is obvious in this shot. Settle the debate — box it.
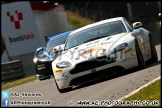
[33,30,75,80]
[52,17,158,93]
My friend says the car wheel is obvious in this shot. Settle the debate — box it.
[39,78,43,81]
[45,76,51,79]
[135,40,146,69]
[148,35,158,63]
[54,78,72,93]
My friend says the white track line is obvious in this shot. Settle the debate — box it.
[118,76,161,100]
[107,76,161,107]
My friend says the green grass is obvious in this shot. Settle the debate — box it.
[2,75,37,90]
[66,10,94,29]
[114,79,161,107]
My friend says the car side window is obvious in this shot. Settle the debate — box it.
[123,21,131,32]
[125,19,133,31]
[126,19,133,28]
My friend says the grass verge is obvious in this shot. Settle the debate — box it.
[2,75,37,90]
[66,10,94,29]
[114,79,161,107]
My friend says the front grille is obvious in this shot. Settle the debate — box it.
[35,62,53,75]
[69,66,125,86]
[45,62,52,68]
[70,57,115,74]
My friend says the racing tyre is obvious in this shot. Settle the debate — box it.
[148,35,158,63]
[54,78,72,93]
[44,76,51,79]
[135,40,146,69]
[37,76,43,81]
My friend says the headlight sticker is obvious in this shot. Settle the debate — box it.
[122,48,132,54]
[55,69,62,73]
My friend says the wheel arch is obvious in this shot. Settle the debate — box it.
[149,32,153,38]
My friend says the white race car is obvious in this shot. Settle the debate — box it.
[52,17,158,93]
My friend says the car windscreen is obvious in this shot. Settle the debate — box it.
[64,20,127,50]
[46,36,67,51]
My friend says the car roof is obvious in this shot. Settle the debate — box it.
[70,17,124,35]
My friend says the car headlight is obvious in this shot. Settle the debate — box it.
[33,57,38,64]
[56,61,71,68]
[110,42,128,54]
[36,51,46,58]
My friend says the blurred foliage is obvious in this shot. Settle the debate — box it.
[143,21,161,45]
[66,10,94,29]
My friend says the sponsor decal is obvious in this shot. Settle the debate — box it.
[130,53,136,59]
[120,53,136,62]
[61,73,68,80]
[79,46,102,56]
[69,40,112,55]
[100,41,113,45]
[145,39,149,43]
[56,73,68,81]
[9,32,35,43]
[122,48,132,54]
[56,78,66,81]
[86,41,99,46]
[55,69,62,73]
[75,57,79,60]
[37,64,46,70]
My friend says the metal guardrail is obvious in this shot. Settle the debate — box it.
[1,60,25,82]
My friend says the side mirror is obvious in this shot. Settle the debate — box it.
[133,22,143,29]
[35,47,46,58]
[36,47,43,51]
[36,46,46,52]
[53,44,64,53]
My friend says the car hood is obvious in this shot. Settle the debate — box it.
[63,32,128,63]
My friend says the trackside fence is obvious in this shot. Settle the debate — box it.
[1,60,25,82]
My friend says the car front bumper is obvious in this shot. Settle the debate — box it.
[53,49,139,89]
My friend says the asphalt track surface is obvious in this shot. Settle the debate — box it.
[6,45,161,107]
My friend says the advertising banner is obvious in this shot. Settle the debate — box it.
[2,2,42,57]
